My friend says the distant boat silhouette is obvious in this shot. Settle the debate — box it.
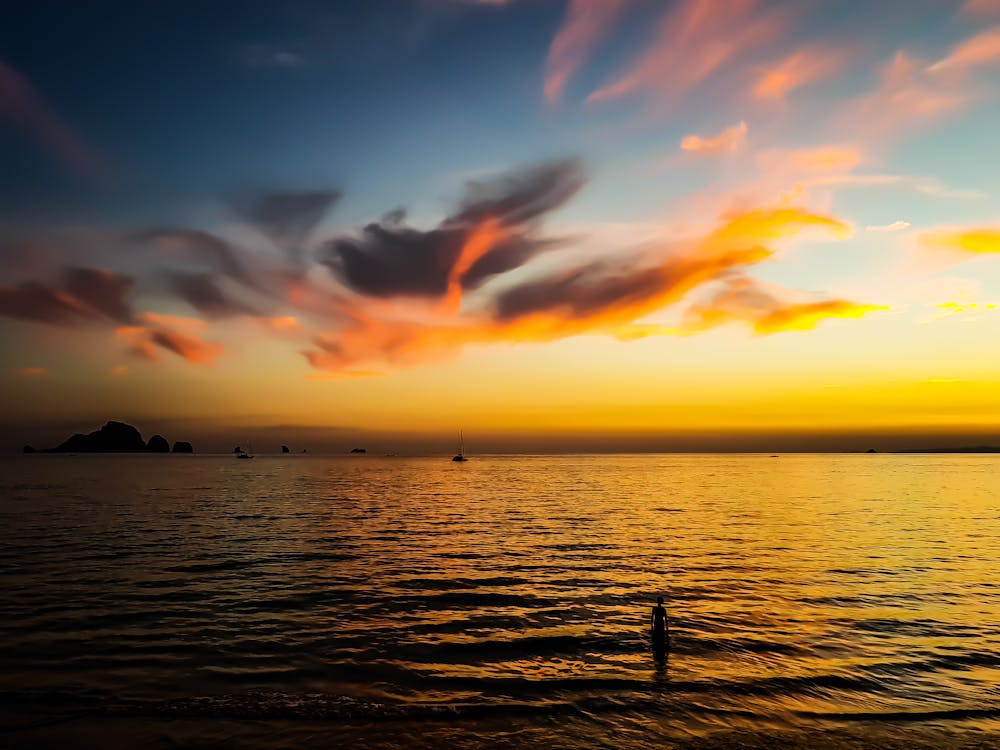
[452,431,468,462]
[237,440,254,459]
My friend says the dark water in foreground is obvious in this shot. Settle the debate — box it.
[1,453,999,749]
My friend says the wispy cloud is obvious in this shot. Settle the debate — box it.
[927,26,1000,74]
[841,26,1000,142]
[679,276,886,334]
[587,0,786,107]
[681,121,748,155]
[0,267,134,326]
[12,367,47,378]
[0,60,100,175]
[866,220,911,233]
[544,0,627,104]
[757,145,862,175]
[241,44,309,70]
[752,47,844,100]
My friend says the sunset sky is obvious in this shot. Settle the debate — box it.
[2,0,999,453]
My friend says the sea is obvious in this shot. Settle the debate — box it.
[1,453,998,749]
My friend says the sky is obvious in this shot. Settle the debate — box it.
[2,0,999,453]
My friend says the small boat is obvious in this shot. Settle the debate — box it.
[452,431,468,462]
[237,440,254,459]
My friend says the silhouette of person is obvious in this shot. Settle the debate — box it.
[651,596,669,650]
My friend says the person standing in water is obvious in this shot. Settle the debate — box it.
[651,596,669,649]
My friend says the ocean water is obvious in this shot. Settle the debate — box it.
[1,453,999,749]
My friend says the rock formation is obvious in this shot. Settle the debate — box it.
[39,421,194,454]
[147,434,170,452]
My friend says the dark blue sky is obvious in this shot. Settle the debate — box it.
[2,1,599,226]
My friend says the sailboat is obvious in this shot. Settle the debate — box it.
[452,431,468,462]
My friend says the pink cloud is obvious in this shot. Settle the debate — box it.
[928,26,1000,74]
[680,121,748,155]
[587,0,786,107]
[757,145,862,174]
[544,0,627,105]
[0,60,99,175]
[840,51,975,140]
[752,47,845,100]
[962,0,1000,16]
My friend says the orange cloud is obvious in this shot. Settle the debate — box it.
[441,218,506,313]
[136,311,208,330]
[13,366,47,378]
[304,206,858,371]
[111,365,128,377]
[923,228,1000,254]
[790,146,861,172]
[753,47,844,100]
[753,300,888,334]
[588,0,786,107]
[681,121,748,155]
[259,315,301,331]
[544,0,627,104]
[116,314,223,365]
[755,146,863,180]
[679,275,885,335]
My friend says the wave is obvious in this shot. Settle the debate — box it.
[795,707,1000,722]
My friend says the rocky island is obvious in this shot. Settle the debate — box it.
[23,421,195,454]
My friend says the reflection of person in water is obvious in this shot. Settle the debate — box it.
[651,596,669,649]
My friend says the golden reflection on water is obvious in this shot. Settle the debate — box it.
[1,453,999,745]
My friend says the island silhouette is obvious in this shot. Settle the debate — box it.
[24,421,195,454]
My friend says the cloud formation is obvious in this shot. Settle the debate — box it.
[319,158,584,299]
[928,26,1000,74]
[116,313,223,365]
[923,228,1000,254]
[0,267,134,326]
[588,0,786,106]
[304,206,870,371]
[680,275,886,334]
[167,271,259,318]
[232,189,341,264]
[0,60,99,174]
[866,220,911,233]
[544,0,627,104]
[752,47,843,100]
[681,121,748,155]
[962,0,1000,17]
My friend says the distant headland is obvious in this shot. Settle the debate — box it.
[23,421,195,454]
